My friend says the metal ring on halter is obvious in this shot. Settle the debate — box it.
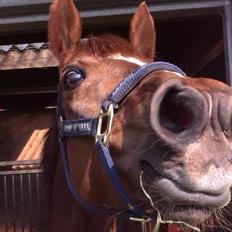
[95,103,114,145]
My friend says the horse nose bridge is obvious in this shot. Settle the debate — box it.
[181,160,232,194]
[176,139,232,194]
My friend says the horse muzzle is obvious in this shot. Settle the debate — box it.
[143,78,232,224]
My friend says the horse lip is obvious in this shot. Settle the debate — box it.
[156,178,231,209]
[140,160,231,209]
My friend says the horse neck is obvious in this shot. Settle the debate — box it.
[49,149,149,232]
[65,138,122,204]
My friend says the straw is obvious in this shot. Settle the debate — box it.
[139,171,201,232]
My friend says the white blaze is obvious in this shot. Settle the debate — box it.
[110,53,146,66]
[110,53,185,78]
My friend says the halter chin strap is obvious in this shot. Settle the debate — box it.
[57,61,186,219]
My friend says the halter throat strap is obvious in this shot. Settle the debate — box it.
[57,61,186,219]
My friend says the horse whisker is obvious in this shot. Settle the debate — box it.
[139,170,201,232]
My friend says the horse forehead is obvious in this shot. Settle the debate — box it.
[68,54,147,68]
[67,55,100,65]
[109,53,147,66]
[68,35,142,58]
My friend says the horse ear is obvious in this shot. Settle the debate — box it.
[129,2,155,60]
[48,0,82,60]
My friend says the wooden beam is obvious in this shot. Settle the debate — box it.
[0,48,58,70]
[0,0,226,35]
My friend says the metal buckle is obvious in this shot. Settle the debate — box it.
[95,103,114,145]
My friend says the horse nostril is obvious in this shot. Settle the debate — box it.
[159,88,196,133]
[150,79,209,146]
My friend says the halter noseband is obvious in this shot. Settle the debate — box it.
[57,61,186,220]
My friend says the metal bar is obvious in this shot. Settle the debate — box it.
[4,176,8,232]
[0,0,229,13]
[0,160,41,166]
[222,1,232,85]
[0,0,50,8]
[12,175,16,232]
[0,0,230,34]
[0,169,43,176]
[0,160,48,232]
[20,174,24,232]
[36,173,40,212]
[81,0,228,18]
[28,174,32,232]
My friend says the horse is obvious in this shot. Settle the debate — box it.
[47,0,232,231]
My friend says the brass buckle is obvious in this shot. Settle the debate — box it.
[95,104,114,145]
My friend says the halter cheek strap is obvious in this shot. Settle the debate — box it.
[57,101,146,217]
[57,61,186,219]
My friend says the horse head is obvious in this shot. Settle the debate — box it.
[48,0,232,230]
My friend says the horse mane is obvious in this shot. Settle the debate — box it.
[76,34,141,58]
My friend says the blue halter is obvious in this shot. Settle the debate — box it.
[57,61,186,219]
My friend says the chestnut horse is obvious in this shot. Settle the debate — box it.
[47,0,232,231]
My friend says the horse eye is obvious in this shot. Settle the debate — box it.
[64,69,84,90]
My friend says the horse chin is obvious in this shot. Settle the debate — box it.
[139,160,229,226]
[158,206,212,226]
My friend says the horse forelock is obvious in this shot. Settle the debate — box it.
[76,34,141,59]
